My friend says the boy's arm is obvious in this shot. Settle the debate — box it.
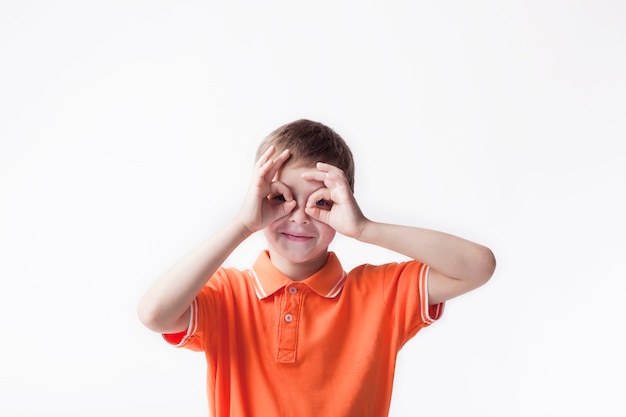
[137,146,296,334]
[303,162,496,305]
[137,219,252,334]
[357,223,496,304]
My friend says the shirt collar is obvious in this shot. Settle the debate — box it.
[249,250,346,300]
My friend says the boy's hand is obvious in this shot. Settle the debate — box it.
[302,162,368,239]
[237,146,296,233]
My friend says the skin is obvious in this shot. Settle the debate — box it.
[262,164,337,281]
[138,145,496,334]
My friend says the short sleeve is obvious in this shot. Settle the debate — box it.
[162,297,204,351]
[381,260,444,347]
[161,268,233,352]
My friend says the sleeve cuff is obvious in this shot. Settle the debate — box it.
[421,265,445,324]
[161,298,199,348]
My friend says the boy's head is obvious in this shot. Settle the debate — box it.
[256,119,355,192]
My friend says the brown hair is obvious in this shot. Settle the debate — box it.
[256,119,355,191]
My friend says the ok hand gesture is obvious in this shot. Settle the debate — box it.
[302,162,368,239]
[237,146,296,233]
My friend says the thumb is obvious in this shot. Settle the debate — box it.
[305,206,330,225]
[276,199,297,218]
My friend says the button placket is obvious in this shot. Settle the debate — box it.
[276,285,304,363]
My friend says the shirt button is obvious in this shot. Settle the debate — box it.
[284,313,293,323]
[288,287,297,295]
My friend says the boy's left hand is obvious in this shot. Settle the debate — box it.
[301,162,368,239]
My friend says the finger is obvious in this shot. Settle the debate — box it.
[306,188,331,209]
[256,145,276,168]
[265,149,291,181]
[274,148,291,165]
[300,170,327,183]
[255,148,288,184]
[302,162,346,182]
[301,169,346,194]
[314,162,344,175]
[269,181,294,202]
[277,199,297,218]
[253,148,278,186]
[304,203,331,225]
[267,181,296,220]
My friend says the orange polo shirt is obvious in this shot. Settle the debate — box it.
[163,251,444,417]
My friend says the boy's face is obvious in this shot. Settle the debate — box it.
[263,164,336,278]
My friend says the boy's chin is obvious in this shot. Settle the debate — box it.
[270,246,328,265]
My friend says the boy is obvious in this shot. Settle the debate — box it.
[138,119,496,417]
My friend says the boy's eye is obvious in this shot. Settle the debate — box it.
[315,199,332,209]
[274,194,286,202]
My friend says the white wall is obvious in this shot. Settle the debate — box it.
[1,1,624,416]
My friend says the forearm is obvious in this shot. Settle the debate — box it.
[137,218,251,332]
[357,220,495,283]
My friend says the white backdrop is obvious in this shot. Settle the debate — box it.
[1,1,625,416]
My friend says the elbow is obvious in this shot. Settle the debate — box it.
[137,294,188,334]
[476,246,496,286]
[137,296,164,332]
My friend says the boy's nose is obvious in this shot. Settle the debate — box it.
[289,203,310,224]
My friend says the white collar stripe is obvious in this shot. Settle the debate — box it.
[326,272,347,298]
[249,270,267,299]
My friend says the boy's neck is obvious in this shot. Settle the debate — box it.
[267,251,330,281]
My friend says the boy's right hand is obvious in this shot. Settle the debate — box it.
[237,146,296,233]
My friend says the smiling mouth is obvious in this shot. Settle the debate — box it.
[282,232,312,242]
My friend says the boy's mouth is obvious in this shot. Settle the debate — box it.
[282,232,313,242]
